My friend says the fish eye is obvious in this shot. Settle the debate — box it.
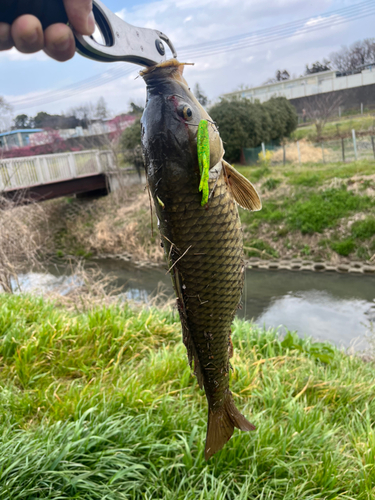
[177,104,193,121]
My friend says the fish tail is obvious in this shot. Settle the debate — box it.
[204,392,255,460]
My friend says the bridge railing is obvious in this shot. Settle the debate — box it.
[0,150,115,192]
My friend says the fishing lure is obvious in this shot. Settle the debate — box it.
[197,119,210,206]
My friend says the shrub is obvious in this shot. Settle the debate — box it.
[331,238,356,256]
[209,97,297,163]
[120,119,141,150]
[351,217,375,239]
[262,177,281,191]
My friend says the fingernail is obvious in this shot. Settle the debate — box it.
[21,28,38,45]
[86,12,95,34]
[53,34,71,52]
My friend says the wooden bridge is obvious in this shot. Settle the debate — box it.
[0,150,118,204]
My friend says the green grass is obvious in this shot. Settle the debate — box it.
[287,188,374,234]
[330,238,356,257]
[291,115,375,141]
[235,160,375,260]
[240,186,374,235]
[352,217,375,240]
[238,159,375,187]
[0,295,375,499]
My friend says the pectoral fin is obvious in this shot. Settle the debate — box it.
[223,160,262,211]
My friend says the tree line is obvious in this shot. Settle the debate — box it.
[12,97,110,131]
[264,37,375,84]
[121,90,298,164]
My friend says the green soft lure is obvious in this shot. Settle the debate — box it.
[197,119,210,206]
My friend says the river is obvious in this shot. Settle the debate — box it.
[17,259,375,350]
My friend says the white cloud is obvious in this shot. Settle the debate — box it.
[0,47,49,62]
[3,0,374,115]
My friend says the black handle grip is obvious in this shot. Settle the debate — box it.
[0,0,68,29]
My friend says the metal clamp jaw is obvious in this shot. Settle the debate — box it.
[75,0,177,66]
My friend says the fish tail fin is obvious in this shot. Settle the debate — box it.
[204,392,255,460]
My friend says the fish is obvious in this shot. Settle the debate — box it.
[140,59,261,460]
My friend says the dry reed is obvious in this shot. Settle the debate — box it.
[271,139,333,164]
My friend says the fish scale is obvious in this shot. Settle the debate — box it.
[156,172,243,407]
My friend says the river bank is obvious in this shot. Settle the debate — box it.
[18,261,375,349]
[0,293,374,498]
[28,158,374,269]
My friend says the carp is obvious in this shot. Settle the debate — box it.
[140,59,261,459]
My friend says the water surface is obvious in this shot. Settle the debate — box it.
[18,260,375,350]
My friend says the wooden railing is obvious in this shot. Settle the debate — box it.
[0,150,115,192]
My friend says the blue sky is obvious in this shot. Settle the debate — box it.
[1,0,374,120]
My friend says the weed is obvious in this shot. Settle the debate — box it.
[277,227,288,237]
[300,244,311,256]
[262,177,281,191]
[243,239,278,258]
[281,331,335,364]
[288,188,373,234]
[351,217,375,240]
[356,246,371,260]
[330,238,356,256]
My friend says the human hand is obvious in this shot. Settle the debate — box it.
[0,0,95,61]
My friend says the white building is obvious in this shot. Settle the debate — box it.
[222,66,375,104]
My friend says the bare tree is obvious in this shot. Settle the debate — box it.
[330,38,375,73]
[0,97,13,133]
[0,195,50,292]
[68,102,96,128]
[194,83,208,107]
[95,97,109,121]
[304,93,343,139]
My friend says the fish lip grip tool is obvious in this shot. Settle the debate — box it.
[0,0,177,66]
[76,0,177,66]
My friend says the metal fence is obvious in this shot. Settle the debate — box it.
[243,132,375,165]
[0,150,115,192]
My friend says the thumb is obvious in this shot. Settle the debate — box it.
[63,0,95,36]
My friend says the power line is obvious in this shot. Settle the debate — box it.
[9,0,375,110]
[180,0,375,54]
[181,2,375,59]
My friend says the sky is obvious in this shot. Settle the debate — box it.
[0,0,374,121]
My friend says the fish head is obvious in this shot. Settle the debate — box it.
[141,60,224,175]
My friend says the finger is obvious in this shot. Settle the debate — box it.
[63,0,95,36]
[0,22,13,51]
[11,15,44,54]
[44,23,75,62]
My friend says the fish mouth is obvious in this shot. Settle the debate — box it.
[140,58,193,83]
[141,59,225,167]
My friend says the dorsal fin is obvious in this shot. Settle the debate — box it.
[222,160,262,211]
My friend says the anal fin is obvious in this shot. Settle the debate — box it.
[173,267,204,389]
[223,160,262,211]
[205,392,255,460]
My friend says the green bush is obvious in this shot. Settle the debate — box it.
[209,97,297,163]
[330,238,356,256]
[120,118,141,149]
[262,177,281,191]
[351,217,375,239]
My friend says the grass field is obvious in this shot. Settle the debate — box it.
[0,294,374,499]
[237,159,375,261]
[292,115,375,142]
